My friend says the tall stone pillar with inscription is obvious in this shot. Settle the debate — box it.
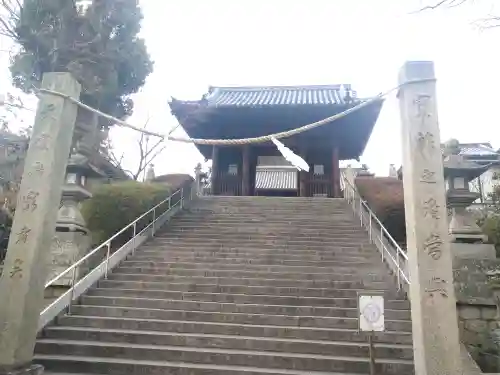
[0,73,81,375]
[398,61,464,375]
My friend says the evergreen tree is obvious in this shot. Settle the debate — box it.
[1,0,153,125]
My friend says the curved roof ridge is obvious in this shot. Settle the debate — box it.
[209,84,349,91]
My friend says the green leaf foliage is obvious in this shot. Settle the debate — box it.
[81,181,173,245]
[481,215,500,256]
[9,0,153,122]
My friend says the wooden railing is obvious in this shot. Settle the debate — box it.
[212,172,242,196]
[307,175,332,197]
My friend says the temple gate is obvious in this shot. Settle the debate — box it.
[169,85,383,197]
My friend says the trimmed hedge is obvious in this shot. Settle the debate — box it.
[81,181,175,246]
[481,215,500,256]
[355,176,407,245]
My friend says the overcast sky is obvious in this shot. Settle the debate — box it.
[1,0,500,178]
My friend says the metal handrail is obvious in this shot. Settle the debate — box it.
[340,173,410,288]
[39,184,194,330]
[44,188,181,288]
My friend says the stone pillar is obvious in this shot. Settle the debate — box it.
[0,73,81,374]
[398,61,463,375]
[332,146,340,198]
[211,145,219,195]
[242,145,250,196]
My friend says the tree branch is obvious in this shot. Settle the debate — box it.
[418,0,468,11]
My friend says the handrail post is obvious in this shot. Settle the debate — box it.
[396,249,401,290]
[359,200,363,225]
[369,212,372,242]
[104,241,111,279]
[180,188,184,209]
[67,266,78,315]
[132,222,137,255]
[152,207,156,236]
[380,226,384,261]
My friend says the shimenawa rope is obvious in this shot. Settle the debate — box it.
[36,78,432,145]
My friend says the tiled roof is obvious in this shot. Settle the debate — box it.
[440,143,498,157]
[203,85,356,107]
[459,143,498,157]
[255,167,298,190]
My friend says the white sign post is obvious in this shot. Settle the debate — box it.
[358,293,385,375]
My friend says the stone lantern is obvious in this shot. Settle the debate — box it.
[47,152,105,286]
[194,163,202,196]
[145,164,155,182]
[443,139,496,259]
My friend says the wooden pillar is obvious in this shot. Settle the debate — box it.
[211,145,219,195]
[299,147,308,197]
[242,145,250,196]
[398,61,463,375]
[332,146,340,198]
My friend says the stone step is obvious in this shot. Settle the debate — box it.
[135,250,382,263]
[36,354,408,375]
[190,204,350,210]
[140,243,376,253]
[162,226,367,234]
[41,327,414,359]
[97,280,405,299]
[106,273,395,288]
[70,305,413,331]
[155,235,370,243]
[169,219,361,227]
[35,340,414,374]
[185,206,352,212]
[138,245,378,256]
[54,315,414,344]
[172,219,361,227]
[152,238,372,247]
[122,258,383,269]
[112,267,392,281]
[84,289,411,313]
[183,213,355,219]
[151,235,370,244]
[196,201,349,205]
[194,196,347,204]
[129,254,382,265]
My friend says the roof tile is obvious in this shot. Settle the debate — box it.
[204,85,356,107]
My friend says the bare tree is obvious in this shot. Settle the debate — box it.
[418,0,469,11]
[103,119,166,181]
[418,0,500,28]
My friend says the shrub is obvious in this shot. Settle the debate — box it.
[355,176,407,245]
[81,181,174,246]
[479,214,500,257]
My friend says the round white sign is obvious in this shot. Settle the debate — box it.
[362,302,382,323]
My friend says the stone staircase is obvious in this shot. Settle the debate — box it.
[35,196,414,375]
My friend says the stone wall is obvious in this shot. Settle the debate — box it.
[457,303,499,372]
[454,258,500,372]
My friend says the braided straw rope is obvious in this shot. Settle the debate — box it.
[38,79,431,145]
